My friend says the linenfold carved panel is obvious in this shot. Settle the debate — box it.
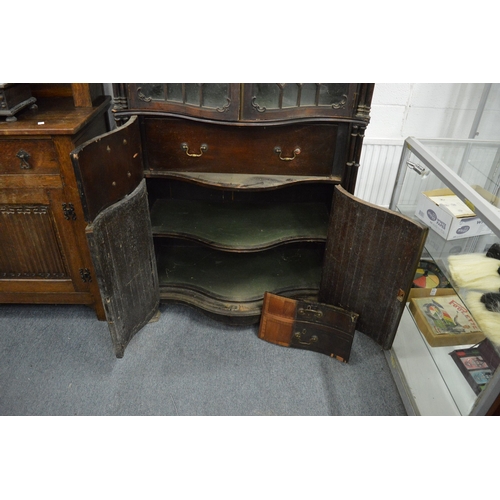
[0,205,67,278]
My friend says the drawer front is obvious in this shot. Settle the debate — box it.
[0,139,60,174]
[143,118,338,176]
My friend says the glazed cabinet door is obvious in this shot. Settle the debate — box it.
[241,83,360,121]
[71,116,160,357]
[125,83,241,121]
[320,186,428,349]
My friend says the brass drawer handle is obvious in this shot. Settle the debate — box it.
[16,149,31,169]
[274,146,301,161]
[181,143,208,157]
[294,329,318,346]
[298,306,323,318]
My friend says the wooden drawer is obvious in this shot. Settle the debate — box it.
[143,118,339,176]
[0,138,60,174]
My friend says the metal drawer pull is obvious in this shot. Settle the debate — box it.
[298,306,323,318]
[181,143,208,157]
[16,149,31,169]
[274,146,301,161]
[294,330,318,346]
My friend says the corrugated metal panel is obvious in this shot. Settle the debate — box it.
[354,140,404,207]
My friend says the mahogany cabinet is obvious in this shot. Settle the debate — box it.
[72,83,427,357]
[0,85,110,319]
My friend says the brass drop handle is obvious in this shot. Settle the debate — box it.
[181,143,208,157]
[274,146,301,161]
[294,329,318,346]
[298,306,323,318]
[17,149,31,169]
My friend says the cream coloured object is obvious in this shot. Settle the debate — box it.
[448,253,500,291]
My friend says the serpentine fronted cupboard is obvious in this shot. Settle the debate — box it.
[70,83,426,358]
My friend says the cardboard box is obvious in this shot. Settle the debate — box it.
[408,288,485,347]
[415,188,492,240]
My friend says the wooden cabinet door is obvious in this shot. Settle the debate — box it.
[319,186,428,350]
[0,186,84,295]
[71,116,159,357]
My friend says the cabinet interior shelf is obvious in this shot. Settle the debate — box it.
[150,198,329,251]
[144,171,340,190]
[155,242,323,316]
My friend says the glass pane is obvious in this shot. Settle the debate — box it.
[475,83,500,141]
[300,84,318,106]
[202,83,229,109]
[253,83,280,110]
[420,139,500,202]
[318,84,349,106]
[166,83,183,103]
[138,83,164,101]
[185,84,201,106]
[282,84,299,108]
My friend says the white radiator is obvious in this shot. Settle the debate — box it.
[354,139,404,208]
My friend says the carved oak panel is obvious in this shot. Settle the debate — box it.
[0,204,68,278]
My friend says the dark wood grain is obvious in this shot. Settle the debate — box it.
[143,117,339,176]
[0,138,59,174]
[0,204,68,279]
[319,186,428,349]
[87,180,159,357]
[71,116,143,222]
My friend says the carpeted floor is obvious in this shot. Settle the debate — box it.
[0,302,406,416]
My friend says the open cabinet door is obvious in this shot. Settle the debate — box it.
[71,116,160,358]
[320,186,428,350]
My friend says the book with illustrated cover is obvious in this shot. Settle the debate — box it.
[450,346,495,395]
[409,293,485,347]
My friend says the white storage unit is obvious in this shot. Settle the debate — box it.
[388,137,500,416]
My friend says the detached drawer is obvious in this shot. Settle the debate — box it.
[0,139,60,174]
[143,118,339,176]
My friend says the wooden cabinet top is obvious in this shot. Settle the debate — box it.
[0,96,110,137]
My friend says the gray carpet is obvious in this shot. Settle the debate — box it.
[0,302,406,416]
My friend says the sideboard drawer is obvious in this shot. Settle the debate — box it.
[0,139,60,174]
[143,118,338,176]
